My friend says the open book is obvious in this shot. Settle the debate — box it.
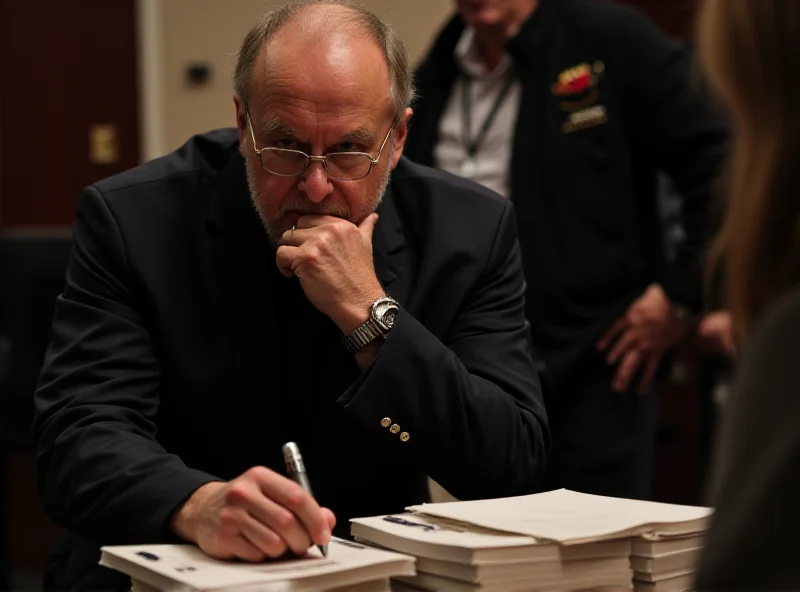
[405,489,711,545]
[100,538,415,592]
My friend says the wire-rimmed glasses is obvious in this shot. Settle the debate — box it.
[245,106,395,181]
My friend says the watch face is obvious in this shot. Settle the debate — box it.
[372,299,399,331]
[383,308,397,328]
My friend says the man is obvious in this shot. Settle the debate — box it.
[405,0,728,499]
[32,1,549,589]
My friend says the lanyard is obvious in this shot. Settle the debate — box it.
[460,70,516,174]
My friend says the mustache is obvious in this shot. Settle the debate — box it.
[278,197,350,219]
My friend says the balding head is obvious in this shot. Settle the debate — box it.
[256,6,392,118]
[233,0,414,118]
[231,1,414,247]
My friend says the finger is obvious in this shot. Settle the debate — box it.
[296,214,348,229]
[358,213,379,242]
[321,507,337,532]
[606,329,639,365]
[612,349,642,393]
[251,468,331,549]
[638,355,660,395]
[279,227,313,248]
[239,514,287,558]
[245,491,313,556]
[276,245,303,277]
[227,472,312,556]
[597,317,627,352]
[231,533,269,563]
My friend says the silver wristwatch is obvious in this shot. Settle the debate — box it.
[341,296,400,353]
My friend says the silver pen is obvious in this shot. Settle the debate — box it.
[281,442,328,557]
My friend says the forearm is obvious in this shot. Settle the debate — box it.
[338,311,548,500]
[32,186,222,544]
[611,6,727,311]
[36,415,220,544]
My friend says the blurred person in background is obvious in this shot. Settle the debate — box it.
[405,0,729,499]
[694,1,800,589]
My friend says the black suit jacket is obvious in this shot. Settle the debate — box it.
[32,129,549,590]
[406,0,729,385]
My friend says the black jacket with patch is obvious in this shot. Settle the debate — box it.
[405,0,729,385]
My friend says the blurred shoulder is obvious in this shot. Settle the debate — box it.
[744,286,800,367]
[558,0,663,33]
[390,157,511,221]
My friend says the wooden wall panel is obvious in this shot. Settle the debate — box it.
[0,0,140,227]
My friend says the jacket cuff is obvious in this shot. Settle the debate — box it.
[336,307,428,447]
[154,469,223,543]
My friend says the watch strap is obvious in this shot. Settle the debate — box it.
[341,318,385,353]
[341,296,398,354]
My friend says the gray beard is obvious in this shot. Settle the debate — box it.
[245,145,394,245]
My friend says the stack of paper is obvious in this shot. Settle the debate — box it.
[351,514,631,591]
[630,533,705,592]
[350,489,712,592]
[131,577,391,592]
[100,538,415,591]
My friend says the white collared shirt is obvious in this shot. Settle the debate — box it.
[433,27,522,198]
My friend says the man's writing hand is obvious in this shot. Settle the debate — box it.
[275,213,385,333]
[597,284,689,394]
[170,467,335,562]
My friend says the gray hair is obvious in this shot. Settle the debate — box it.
[233,0,415,117]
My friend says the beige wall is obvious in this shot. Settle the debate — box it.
[154,0,454,155]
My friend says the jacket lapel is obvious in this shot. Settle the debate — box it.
[372,182,412,306]
[204,151,275,301]
[201,150,414,467]
[203,152,286,462]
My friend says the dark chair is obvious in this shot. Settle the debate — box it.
[0,229,74,589]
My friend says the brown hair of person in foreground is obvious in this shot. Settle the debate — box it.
[699,0,800,343]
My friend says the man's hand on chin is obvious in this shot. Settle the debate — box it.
[275,213,387,367]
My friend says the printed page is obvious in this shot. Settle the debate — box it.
[406,489,712,544]
[100,539,413,591]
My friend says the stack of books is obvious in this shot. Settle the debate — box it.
[630,533,706,592]
[351,489,712,592]
[99,538,416,592]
